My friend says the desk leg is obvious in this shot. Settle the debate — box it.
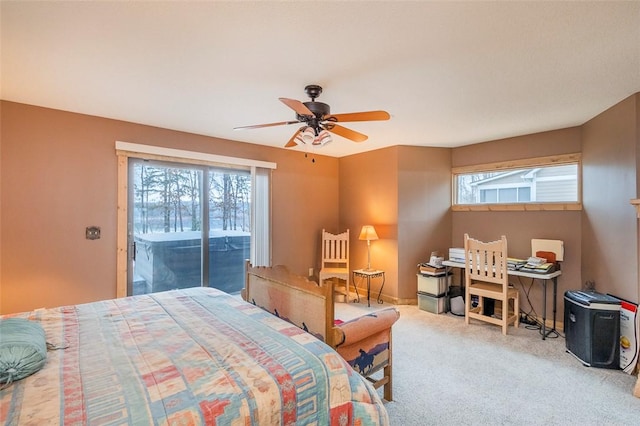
[541,277,558,340]
[552,277,558,333]
[377,274,385,304]
[542,279,547,340]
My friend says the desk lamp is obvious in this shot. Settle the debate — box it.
[359,225,379,271]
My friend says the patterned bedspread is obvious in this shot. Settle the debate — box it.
[0,288,389,425]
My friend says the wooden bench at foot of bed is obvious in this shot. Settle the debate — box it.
[243,261,400,401]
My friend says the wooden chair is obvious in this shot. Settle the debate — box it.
[464,233,519,335]
[319,229,351,302]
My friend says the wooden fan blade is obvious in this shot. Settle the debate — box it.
[234,120,299,130]
[279,98,314,116]
[328,110,390,122]
[326,124,368,142]
[284,130,301,148]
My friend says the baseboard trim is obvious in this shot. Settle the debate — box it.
[350,290,566,331]
[351,286,416,306]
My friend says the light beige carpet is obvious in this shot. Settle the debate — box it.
[335,300,640,425]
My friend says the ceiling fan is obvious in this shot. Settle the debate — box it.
[234,85,390,148]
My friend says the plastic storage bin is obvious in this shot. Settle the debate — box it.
[564,290,621,369]
[417,274,451,295]
[417,292,448,314]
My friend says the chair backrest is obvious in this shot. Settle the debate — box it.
[464,233,508,288]
[321,229,349,270]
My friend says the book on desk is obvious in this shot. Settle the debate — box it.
[418,263,447,276]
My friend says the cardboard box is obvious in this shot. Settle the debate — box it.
[613,297,639,374]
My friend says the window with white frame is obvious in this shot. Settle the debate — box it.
[452,154,581,211]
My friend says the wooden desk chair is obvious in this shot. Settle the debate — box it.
[464,233,519,335]
[319,229,351,302]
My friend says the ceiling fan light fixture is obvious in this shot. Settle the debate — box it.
[301,126,316,144]
[313,130,332,146]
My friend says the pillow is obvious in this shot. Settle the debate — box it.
[0,318,47,386]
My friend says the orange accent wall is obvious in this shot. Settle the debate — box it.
[339,147,399,301]
[339,146,451,303]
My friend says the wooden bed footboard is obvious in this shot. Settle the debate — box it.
[243,261,400,401]
[243,261,340,347]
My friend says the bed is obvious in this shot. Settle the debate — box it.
[243,262,399,402]
[0,287,389,425]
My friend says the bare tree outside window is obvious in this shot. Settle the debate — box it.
[209,171,251,232]
[133,165,250,235]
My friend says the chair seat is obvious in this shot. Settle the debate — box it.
[319,267,349,279]
[469,281,519,298]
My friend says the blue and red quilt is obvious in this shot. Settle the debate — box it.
[1,287,388,425]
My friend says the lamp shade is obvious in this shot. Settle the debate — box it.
[300,126,316,144]
[359,225,378,241]
[313,130,332,146]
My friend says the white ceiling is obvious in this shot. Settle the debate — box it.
[2,1,639,158]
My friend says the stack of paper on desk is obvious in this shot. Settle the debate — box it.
[449,248,465,263]
[507,257,527,270]
[521,262,555,273]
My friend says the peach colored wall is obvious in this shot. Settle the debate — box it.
[451,127,583,323]
[339,146,452,303]
[582,93,639,303]
[4,92,639,320]
[451,127,582,167]
[0,101,339,314]
[397,146,451,301]
[339,147,399,301]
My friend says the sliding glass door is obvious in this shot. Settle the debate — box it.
[207,168,251,292]
[128,159,251,296]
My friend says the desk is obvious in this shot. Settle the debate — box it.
[442,260,561,340]
[352,269,385,307]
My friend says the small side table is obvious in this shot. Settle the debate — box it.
[352,269,385,307]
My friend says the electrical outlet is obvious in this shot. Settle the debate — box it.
[86,226,101,240]
[308,268,314,277]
